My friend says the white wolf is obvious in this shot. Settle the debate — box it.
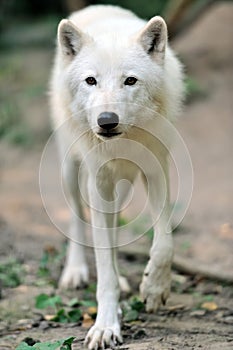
[50,4,184,349]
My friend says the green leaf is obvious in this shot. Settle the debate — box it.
[15,343,32,350]
[130,297,145,312]
[203,295,214,302]
[80,300,97,307]
[67,309,82,323]
[51,309,68,323]
[50,307,82,323]
[16,337,75,350]
[60,337,76,350]
[35,294,62,309]
[85,283,97,293]
[118,216,128,226]
[37,267,50,278]
[67,298,79,307]
[124,309,139,322]
[145,227,154,240]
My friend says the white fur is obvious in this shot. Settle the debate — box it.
[50,5,184,349]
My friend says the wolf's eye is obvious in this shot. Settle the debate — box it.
[124,77,138,86]
[85,77,97,85]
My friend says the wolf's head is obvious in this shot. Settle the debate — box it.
[55,15,182,141]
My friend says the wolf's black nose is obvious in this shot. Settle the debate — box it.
[97,112,119,130]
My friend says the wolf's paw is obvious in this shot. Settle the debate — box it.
[84,324,123,350]
[140,262,171,312]
[119,275,131,293]
[58,264,89,289]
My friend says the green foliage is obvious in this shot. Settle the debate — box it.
[146,227,154,240]
[0,258,24,288]
[52,308,82,323]
[67,298,79,307]
[36,244,67,286]
[34,292,94,324]
[3,125,33,146]
[16,337,75,350]
[202,294,214,302]
[35,294,62,309]
[118,216,128,227]
[79,300,97,308]
[123,296,145,322]
[124,309,139,322]
[192,293,216,310]
[129,296,145,312]
[0,94,32,147]
[60,337,76,350]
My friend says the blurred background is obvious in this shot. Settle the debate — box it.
[0,1,233,349]
[0,0,232,146]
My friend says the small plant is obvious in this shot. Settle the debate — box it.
[52,308,82,323]
[122,296,145,322]
[36,244,67,286]
[35,294,62,309]
[0,258,24,288]
[34,292,96,324]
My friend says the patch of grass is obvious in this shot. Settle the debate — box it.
[0,41,49,148]
[0,258,24,288]
[0,101,32,147]
[0,102,18,137]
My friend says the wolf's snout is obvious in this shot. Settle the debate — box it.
[97,112,119,130]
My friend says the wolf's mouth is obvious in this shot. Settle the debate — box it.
[97,132,122,138]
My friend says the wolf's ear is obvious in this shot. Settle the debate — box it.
[138,16,167,59]
[58,19,86,57]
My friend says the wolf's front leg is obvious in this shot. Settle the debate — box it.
[59,214,89,289]
[140,162,173,312]
[59,158,89,289]
[85,178,122,350]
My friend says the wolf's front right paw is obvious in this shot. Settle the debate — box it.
[58,264,89,289]
[84,324,122,349]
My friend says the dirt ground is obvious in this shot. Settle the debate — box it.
[0,3,233,350]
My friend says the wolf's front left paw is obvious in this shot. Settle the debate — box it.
[58,264,89,289]
[84,324,123,350]
[140,261,171,313]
